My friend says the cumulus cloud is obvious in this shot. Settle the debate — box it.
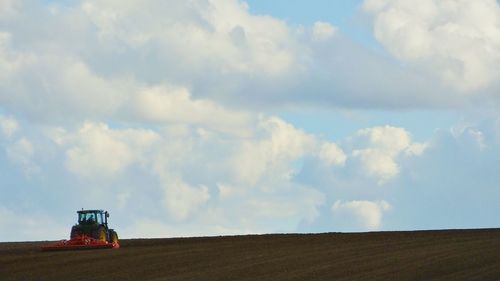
[312,21,338,41]
[81,0,296,76]
[332,200,391,230]
[318,142,347,166]
[0,0,480,123]
[36,112,329,229]
[132,85,255,136]
[2,110,499,239]
[382,117,500,230]
[363,0,500,91]
[0,31,35,84]
[161,178,211,222]
[0,43,130,121]
[349,126,427,184]
[0,103,424,237]
[231,117,316,186]
[54,122,160,178]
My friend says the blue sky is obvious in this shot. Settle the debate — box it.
[247,1,362,24]
[0,0,499,241]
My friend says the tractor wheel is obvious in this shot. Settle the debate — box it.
[109,230,119,244]
[70,226,81,239]
[93,226,107,242]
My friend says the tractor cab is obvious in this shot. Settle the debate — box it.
[77,210,109,227]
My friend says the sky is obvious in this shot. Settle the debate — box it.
[0,0,499,242]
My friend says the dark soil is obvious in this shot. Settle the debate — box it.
[1,228,500,281]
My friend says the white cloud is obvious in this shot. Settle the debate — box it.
[216,183,231,198]
[52,60,130,116]
[132,85,255,136]
[354,125,412,151]
[0,0,20,20]
[0,0,493,125]
[363,0,500,91]
[43,110,325,227]
[332,200,391,230]
[142,113,326,224]
[58,122,159,178]
[319,142,347,166]
[349,126,427,184]
[451,124,488,151]
[352,149,399,183]
[231,116,316,186]
[0,32,35,82]
[161,177,211,222]
[4,111,500,239]
[81,0,296,76]
[312,21,338,41]
[0,49,130,121]
[405,143,428,156]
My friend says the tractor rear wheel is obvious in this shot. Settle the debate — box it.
[70,226,81,239]
[93,226,107,242]
[109,230,119,244]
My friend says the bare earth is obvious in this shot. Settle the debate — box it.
[1,229,500,281]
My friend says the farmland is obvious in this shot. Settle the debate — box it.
[1,228,500,281]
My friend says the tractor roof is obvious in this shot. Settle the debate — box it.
[77,209,105,213]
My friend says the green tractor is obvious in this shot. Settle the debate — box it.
[70,209,119,244]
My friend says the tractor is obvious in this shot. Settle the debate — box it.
[41,209,120,251]
[70,209,119,244]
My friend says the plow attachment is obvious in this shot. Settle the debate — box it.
[41,234,120,251]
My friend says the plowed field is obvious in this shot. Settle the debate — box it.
[1,229,500,281]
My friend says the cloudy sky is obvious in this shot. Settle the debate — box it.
[1,0,499,241]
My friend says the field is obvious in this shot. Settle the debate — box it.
[1,228,500,281]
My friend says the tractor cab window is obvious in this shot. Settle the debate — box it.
[87,213,96,223]
[79,212,97,224]
[78,213,86,223]
[96,213,103,224]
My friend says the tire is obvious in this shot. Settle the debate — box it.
[93,226,107,242]
[70,226,81,239]
[109,230,119,244]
